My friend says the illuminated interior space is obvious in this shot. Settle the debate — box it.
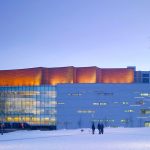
[0,86,56,129]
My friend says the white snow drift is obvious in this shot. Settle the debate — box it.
[0,128,150,150]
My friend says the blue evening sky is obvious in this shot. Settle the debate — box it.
[0,0,150,70]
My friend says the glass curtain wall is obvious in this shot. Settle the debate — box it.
[0,85,56,126]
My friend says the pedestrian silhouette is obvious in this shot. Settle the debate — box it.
[0,123,4,135]
[97,123,101,134]
[92,122,95,134]
[101,123,104,134]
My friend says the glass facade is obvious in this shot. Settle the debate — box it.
[0,85,56,127]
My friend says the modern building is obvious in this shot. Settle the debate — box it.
[0,66,150,129]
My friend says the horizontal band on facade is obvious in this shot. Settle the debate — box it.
[0,66,134,86]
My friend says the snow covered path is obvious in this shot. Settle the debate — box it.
[0,128,150,150]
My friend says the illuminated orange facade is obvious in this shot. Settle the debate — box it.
[0,67,42,86]
[100,68,134,83]
[42,67,75,85]
[96,68,102,83]
[75,67,97,83]
[0,67,134,86]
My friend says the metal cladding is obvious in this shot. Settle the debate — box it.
[0,67,134,86]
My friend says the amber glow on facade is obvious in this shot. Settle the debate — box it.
[100,68,134,83]
[76,67,97,83]
[0,67,42,86]
[0,67,134,86]
[42,67,75,85]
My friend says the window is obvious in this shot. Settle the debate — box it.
[57,102,65,105]
[136,100,144,105]
[77,110,95,113]
[141,109,150,114]
[121,119,129,123]
[124,110,134,113]
[68,93,82,96]
[140,93,150,97]
[93,102,107,106]
[46,91,57,98]
[144,122,150,127]
[92,119,114,122]
[142,78,149,83]
[97,92,113,96]
[122,102,128,105]
[113,102,119,104]
[142,74,149,78]
[17,91,40,96]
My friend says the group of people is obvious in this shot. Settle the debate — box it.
[92,122,104,134]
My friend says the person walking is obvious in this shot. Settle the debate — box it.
[101,123,104,134]
[21,123,24,129]
[1,123,4,135]
[92,122,95,134]
[97,122,101,134]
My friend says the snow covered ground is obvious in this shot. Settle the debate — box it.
[0,128,150,150]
